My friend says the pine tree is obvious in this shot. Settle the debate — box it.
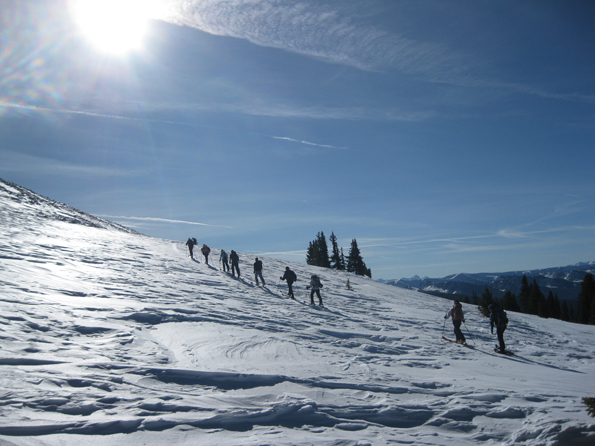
[346,239,360,274]
[518,275,531,313]
[561,300,570,322]
[577,273,595,325]
[306,231,331,268]
[502,291,520,312]
[471,291,479,306]
[545,290,556,319]
[569,304,576,323]
[316,232,331,268]
[346,239,370,277]
[306,240,319,266]
[583,397,595,417]
[339,248,346,271]
[479,287,494,317]
[329,232,344,270]
[527,279,543,315]
[553,294,561,320]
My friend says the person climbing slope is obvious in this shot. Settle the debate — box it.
[307,274,324,306]
[230,250,240,277]
[254,257,265,286]
[280,266,297,299]
[185,238,196,259]
[201,244,211,264]
[444,300,466,344]
[220,249,230,272]
[489,304,509,353]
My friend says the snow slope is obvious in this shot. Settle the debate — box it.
[1,178,595,445]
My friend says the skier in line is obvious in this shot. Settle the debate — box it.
[254,257,265,286]
[220,249,230,272]
[444,300,466,344]
[185,238,196,259]
[280,266,297,299]
[489,304,508,353]
[230,250,240,278]
[201,244,211,264]
[307,274,323,306]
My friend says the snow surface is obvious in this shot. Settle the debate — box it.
[1,178,595,445]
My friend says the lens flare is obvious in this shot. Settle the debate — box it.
[68,0,163,55]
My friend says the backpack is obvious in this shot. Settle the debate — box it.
[497,310,509,330]
[313,276,322,288]
[452,304,464,321]
[290,271,297,282]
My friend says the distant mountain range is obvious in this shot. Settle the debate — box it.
[378,262,595,304]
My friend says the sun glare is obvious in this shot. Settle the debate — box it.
[69,0,163,55]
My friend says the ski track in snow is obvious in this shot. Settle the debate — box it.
[1,178,595,445]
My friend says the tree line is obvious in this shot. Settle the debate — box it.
[306,231,372,278]
[461,273,595,325]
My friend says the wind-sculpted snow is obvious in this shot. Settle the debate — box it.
[1,179,595,445]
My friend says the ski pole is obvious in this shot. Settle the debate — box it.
[441,316,446,338]
[463,321,475,345]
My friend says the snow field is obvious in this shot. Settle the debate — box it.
[1,179,595,445]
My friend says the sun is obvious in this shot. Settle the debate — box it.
[69,0,162,55]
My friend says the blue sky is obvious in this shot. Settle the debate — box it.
[1,0,594,279]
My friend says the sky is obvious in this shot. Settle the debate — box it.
[1,0,594,280]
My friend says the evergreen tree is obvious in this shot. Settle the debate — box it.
[502,291,520,312]
[577,273,595,325]
[340,248,346,271]
[553,294,561,320]
[305,240,319,266]
[518,275,531,313]
[479,287,494,317]
[545,290,556,319]
[471,291,479,306]
[561,300,570,322]
[316,232,331,268]
[305,231,330,268]
[346,239,370,277]
[583,397,595,418]
[329,232,344,270]
[527,279,544,315]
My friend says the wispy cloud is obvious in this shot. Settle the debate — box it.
[161,1,594,104]
[166,100,434,122]
[4,100,418,150]
[496,226,595,239]
[164,0,466,75]
[0,150,146,178]
[100,215,233,228]
[0,101,194,127]
[272,136,346,150]
[358,225,595,249]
